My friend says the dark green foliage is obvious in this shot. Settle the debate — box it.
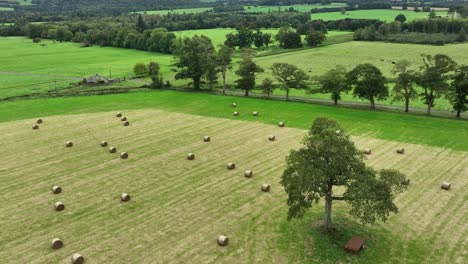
[271,63,308,100]
[217,45,233,94]
[305,31,326,47]
[133,62,148,77]
[448,65,468,117]
[347,63,388,109]
[235,49,264,96]
[317,65,350,105]
[392,60,417,112]
[276,26,302,49]
[261,78,274,97]
[148,61,163,89]
[394,14,407,23]
[281,118,407,231]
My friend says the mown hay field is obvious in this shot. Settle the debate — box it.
[0,108,466,263]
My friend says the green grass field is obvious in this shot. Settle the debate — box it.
[0,92,466,263]
[311,9,448,22]
[0,7,14,11]
[244,3,346,13]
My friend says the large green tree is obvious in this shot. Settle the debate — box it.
[271,63,308,101]
[317,65,350,105]
[235,49,264,96]
[392,60,418,113]
[173,35,215,90]
[416,54,457,115]
[448,65,468,118]
[281,118,407,231]
[347,63,388,109]
[217,45,233,94]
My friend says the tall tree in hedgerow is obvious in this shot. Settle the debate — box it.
[416,54,457,115]
[271,63,308,101]
[392,60,417,112]
[317,65,350,105]
[235,49,264,96]
[448,65,468,118]
[173,35,215,90]
[217,45,233,94]
[261,78,274,97]
[281,118,408,232]
[347,63,388,109]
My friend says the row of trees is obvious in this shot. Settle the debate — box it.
[224,28,273,49]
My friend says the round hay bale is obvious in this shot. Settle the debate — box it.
[187,153,195,160]
[100,141,108,147]
[51,238,63,249]
[120,116,127,122]
[261,184,271,192]
[396,148,405,154]
[233,111,239,116]
[364,148,372,155]
[72,253,84,264]
[65,141,73,148]
[227,163,236,170]
[244,170,253,178]
[252,111,259,116]
[123,121,130,126]
[335,130,341,136]
[441,182,451,190]
[217,235,229,246]
[109,146,117,153]
[268,135,276,141]
[32,124,39,130]
[116,112,122,117]
[36,118,43,124]
[121,193,130,202]
[52,185,62,194]
[120,152,128,159]
[278,121,285,127]
[203,136,211,142]
[54,202,65,211]
[232,103,237,108]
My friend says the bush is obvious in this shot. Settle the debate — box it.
[133,63,148,77]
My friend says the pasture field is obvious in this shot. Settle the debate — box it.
[1,91,467,151]
[0,7,14,11]
[139,7,212,15]
[0,100,466,263]
[244,3,346,13]
[311,9,448,22]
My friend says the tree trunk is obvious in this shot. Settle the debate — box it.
[286,88,290,101]
[333,96,338,105]
[245,90,249,96]
[456,109,461,118]
[193,77,201,90]
[370,96,375,109]
[324,188,333,232]
[222,67,226,94]
[427,102,432,115]
[405,97,409,112]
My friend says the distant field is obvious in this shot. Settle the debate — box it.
[311,9,448,22]
[140,7,212,15]
[0,7,14,11]
[244,3,346,12]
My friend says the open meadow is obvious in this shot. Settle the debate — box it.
[0,91,466,263]
[311,9,448,22]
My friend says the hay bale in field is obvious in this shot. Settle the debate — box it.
[233,111,239,116]
[51,238,63,249]
[441,182,451,190]
[396,148,405,154]
[187,153,195,160]
[32,124,39,130]
[268,135,276,141]
[335,130,341,136]
[123,121,130,126]
[364,148,372,155]
[121,193,130,202]
[203,136,211,142]
[244,170,253,178]
[51,185,62,194]
[100,141,108,147]
[65,141,73,148]
[252,111,259,116]
[120,152,128,159]
[72,253,84,264]
[232,103,237,108]
[36,118,43,124]
[217,235,229,246]
[54,202,65,211]
[120,116,127,122]
[278,121,285,127]
[227,163,236,170]
[116,112,122,117]
[109,147,117,153]
[261,184,271,192]
[401,179,410,186]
